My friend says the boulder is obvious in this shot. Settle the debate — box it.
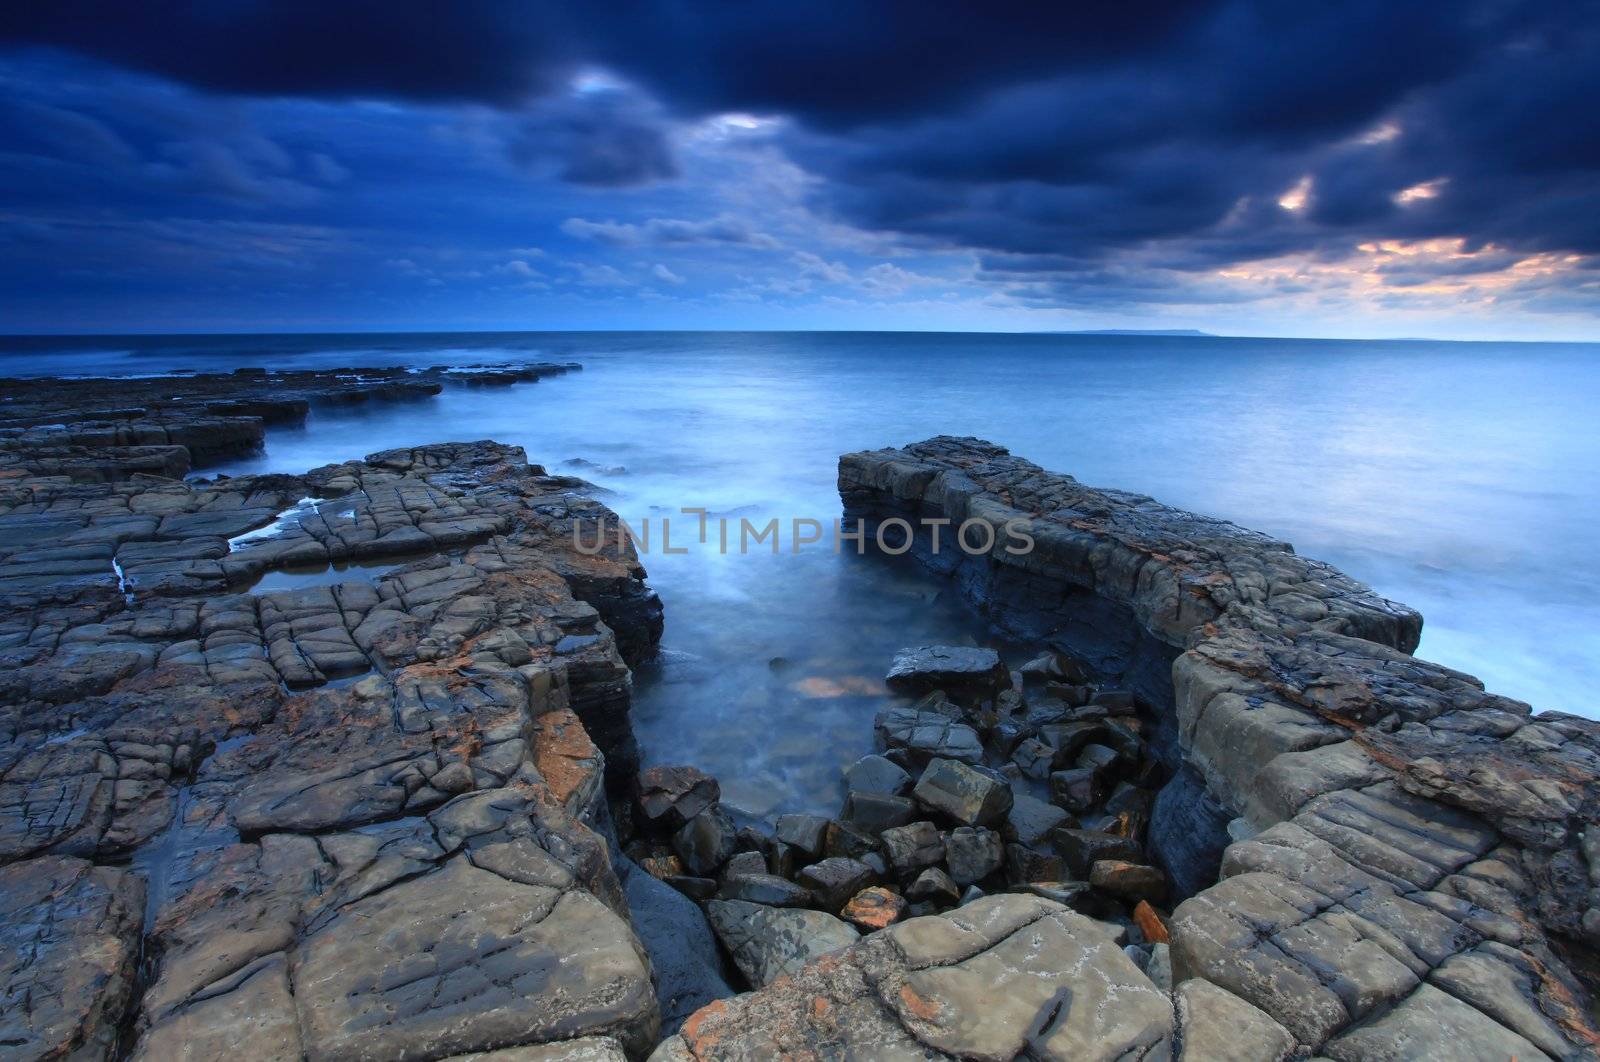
[842,753,912,796]
[673,806,737,877]
[1050,766,1101,812]
[798,857,876,910]
[1054,828,1142,878]
[885,645,1010,702]
[840,886,906,930]
[841,791,917,833]
[880,821,945,879]
[637,765,720,833]
[773,813,830,859]
[906,867,962,906]
[1005,792,1070,847]
[913,757,1014,827]
[943,827,1003,886]
[717,873,813,907]
[1175,979,1295,1062]
[704,899,859,987]
[875,704,984,765]
[1090,860,1167,902]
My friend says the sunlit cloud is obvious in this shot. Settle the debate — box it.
[1394,177,1448,204]
[1277,175,1313,212]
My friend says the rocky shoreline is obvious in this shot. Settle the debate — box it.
[1,374,1596,1060]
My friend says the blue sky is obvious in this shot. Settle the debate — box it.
[2,3,1598,339]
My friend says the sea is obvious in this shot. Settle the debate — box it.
[4,330,1596,816]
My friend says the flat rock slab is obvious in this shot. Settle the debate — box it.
[0,856,144,1062]
[886,645,1009,701]
[658,894,1171,1060]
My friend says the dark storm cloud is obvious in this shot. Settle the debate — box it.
[3,0,1599,322]
[506,89,678,188]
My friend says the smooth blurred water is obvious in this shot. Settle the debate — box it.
[5,331,1597,814]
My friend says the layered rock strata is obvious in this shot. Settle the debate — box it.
[0,362,580,479]
[651,436,1599,1059]
[0,425,666,1059]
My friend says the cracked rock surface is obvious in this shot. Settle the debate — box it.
[0,386,668,1061]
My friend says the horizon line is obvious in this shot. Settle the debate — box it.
[2,325,1599,346]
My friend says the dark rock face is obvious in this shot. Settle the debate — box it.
[0,413,671,1059]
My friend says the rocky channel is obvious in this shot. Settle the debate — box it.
[1,372,1596,1062]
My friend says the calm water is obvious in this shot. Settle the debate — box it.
[4,331,1597,815]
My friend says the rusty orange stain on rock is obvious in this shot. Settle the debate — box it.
[1133,900,1170,944]
[898,983,943,1023]
[532,707,599,805]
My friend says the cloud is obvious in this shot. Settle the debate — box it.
[561,214,779,249]
[3,1,1598,329]
[651,263,685,284]
[506,83,678,187]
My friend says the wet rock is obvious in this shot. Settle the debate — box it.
[881,821,944,879]
[885,645,1009,703]
[1091,860,1167,902]
[704,899,859,987]
[637,765,720,833]
[665,876,717,902]
[841,885,906,930]
[720,850,766,879]
[913,757,1014,826]
[618,858,733,1036]
[842,753,911,796]
[718,872,814,907]
[906,867,961,906]
[773,812,830,859]
[943,826,1003,886]
[672,805,737,877]
[840,790,916,833]
[1049,766,1101,812]
[798,857,876,910]
[1012,881,1091,906]
[875,703,984,765]
[0,856,144,1061]
[1005,842,1065,884]
[1076,742,1122,779]
[1010,737,1057,779]
[1005,791,1070,847]
[822,819,880,860]
[1054,828,1143,878]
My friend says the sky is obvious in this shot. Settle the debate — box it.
[2,2,1598,339]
